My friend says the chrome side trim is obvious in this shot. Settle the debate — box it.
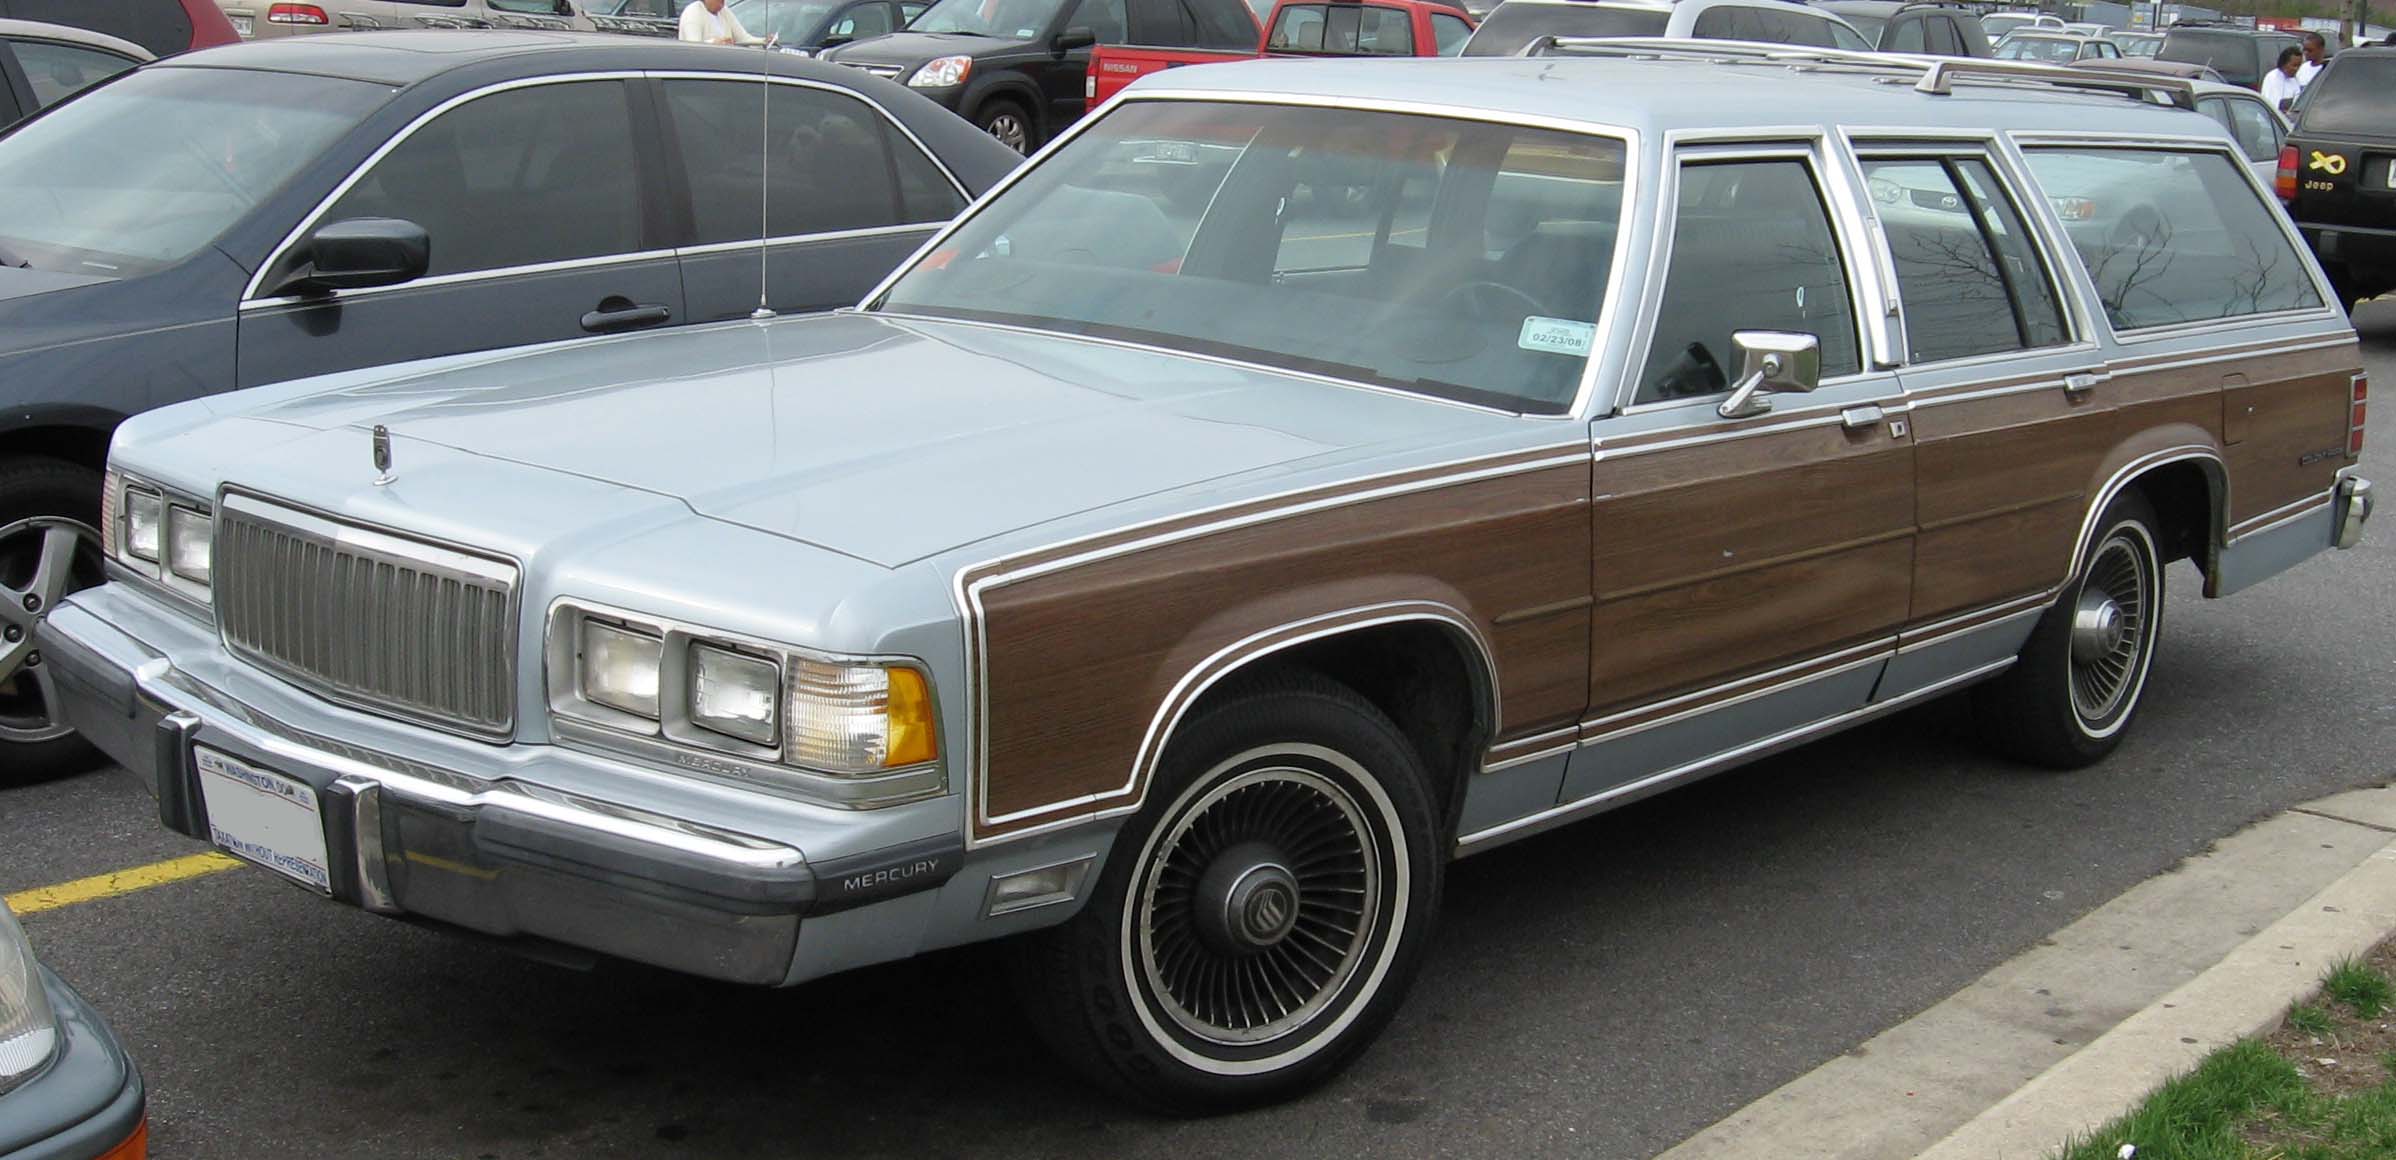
[334,774,401,913]
[1482,724,1579,773]
[2067,446,2226,581]
[1578,635,1891,733]
[243,248,681,311]
[1898,600,2047,655]
[671,221,938,258]
[1580,648,1892,746]
[1456,657,2014,853]
[2227,492,2333,543]
[2109,335,2356,376]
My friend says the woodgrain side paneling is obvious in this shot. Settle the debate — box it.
[1908,388,2116,621]
[965,458,1593,842]
[2113,338,2358,528]
[1587,420,1913,717]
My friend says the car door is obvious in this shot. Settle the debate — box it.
[1566,143,1913,803]
[236,77,683,388]
[3,35,140,110]
[661,76,969,322]
[1853,141,2102,697]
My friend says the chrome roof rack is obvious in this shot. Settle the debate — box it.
[1521,37,2199,109]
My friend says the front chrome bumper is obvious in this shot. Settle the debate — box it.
[41,592,966,987]
[2336,474,2373,550]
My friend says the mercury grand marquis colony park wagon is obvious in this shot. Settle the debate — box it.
[37,43,2375,1111]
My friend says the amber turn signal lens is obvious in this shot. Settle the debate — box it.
[884,667,938,768]
[96,1119,147,1160]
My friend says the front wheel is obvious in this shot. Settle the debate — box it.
[1012,673,1443,1113]
[0,459,108,783]
[974,99,1035,155]
[1974,490,2165,768]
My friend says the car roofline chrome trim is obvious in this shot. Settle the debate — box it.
[671,221,941,259]
[855,88,1644,422]
[240,69,967,304]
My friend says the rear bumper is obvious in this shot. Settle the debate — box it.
[2338,473,2374,550]
[41,589,968,987]
[0,970,144,1160]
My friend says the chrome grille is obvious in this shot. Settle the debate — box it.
[216,494,519,739]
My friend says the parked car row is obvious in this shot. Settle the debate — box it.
[0,34,2369,1134]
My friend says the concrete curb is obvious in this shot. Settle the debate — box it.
[1916,817,2396,1159]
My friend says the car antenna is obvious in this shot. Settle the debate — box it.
[751,0,776,322]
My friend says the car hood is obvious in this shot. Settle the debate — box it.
[825,31,1027,66]
[203,312,1512,568]
[0,263,116,305]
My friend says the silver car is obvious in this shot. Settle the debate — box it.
[217,0,593,37]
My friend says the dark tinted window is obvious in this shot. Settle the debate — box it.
[1431,10,1471,53]
[1887,15,1922,51]
[2158,30,2262,86]
[2023,147,2322,329]
[828,2,894,38]
[1461,3,1664,55]
[2,0,188,55]
[666,80,955,244]
[10,38,139,107]
[1069,0,1129,41]
[1690,6,1743,38]
[1638,159,1859,402]
[1754,8,1837,46]
[1925,16,1958,54]
[2298,56,2396,135]
[327,80,644,276]
[1180,0,1257,47]
[1865,156,2066,363]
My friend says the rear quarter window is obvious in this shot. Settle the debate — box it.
[2297,56,2396,137]
[2,0,189,56]
[2022,146,2322,331]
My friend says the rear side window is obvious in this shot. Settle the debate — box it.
[1638,158,1860,403]
[1,0,188,56]
[2022,147,2322,331]
[665,79,957,245]
[1863,156,2067,363]
[1887,15,1922,52]
[1924,16,1957,55]
[1461,2,1663,55]
[2298,56,2396,136]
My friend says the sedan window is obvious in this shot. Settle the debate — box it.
[1863,156,2066,363]
[0,67,384,276]
[9,38,138,107]
[664,79,960,243]
[879,101,1630,414]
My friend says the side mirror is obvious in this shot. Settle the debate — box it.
[1054,26,1098,52]
[290,218,430,295]
[820,32,852,46]
[1716,330,1821,420]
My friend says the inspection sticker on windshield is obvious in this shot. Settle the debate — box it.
[1518,317,1595,357]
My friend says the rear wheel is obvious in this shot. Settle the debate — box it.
[1012,673,1443,1113]
[0,459,107,783]
[1974,490,2164,769]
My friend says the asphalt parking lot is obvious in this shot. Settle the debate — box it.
[6,302,2392,1159]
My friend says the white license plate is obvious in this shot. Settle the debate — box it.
[232,14,253,34]
[195,748,330,893]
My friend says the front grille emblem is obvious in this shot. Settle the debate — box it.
[372,424,394,486]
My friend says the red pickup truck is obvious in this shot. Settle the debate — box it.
[1088,0,1474,106]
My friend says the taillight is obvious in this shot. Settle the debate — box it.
[267,2,328,23]
[2276,146,2299,202]
[2354,373,2369,458]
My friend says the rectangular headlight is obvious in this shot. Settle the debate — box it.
[689,643,780,746]
[786,660,938,773]
[167,506,213,585]
[579,619,662,719]
[124,488,162,563]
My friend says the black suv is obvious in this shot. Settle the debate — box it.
[2282,46,2396,309]
[1812,0,1990,56]
[2156,21,2300,90]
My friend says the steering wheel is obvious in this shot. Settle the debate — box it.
[1437,280,1554,323]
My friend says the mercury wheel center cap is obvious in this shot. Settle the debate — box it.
[2072,591,2126,663]
[1194,841,1302,953]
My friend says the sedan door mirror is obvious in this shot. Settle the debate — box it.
[291,218,430,295]
[1716,330,1821,420]
[1054,26,1098,52]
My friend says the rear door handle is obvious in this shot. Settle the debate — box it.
[581,301,672,334]
[2064,370,2112,396]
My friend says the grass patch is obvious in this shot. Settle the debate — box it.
[2291,1002,2337,1036]
[2052,938,2396,1159]
[2324,958,2395,1020]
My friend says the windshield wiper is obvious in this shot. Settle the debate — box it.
[0,242,30,270]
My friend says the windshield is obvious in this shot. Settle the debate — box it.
[877,101,1630,414]
[2298,56,2396,136]
[1460,4,1667,56]
[0,68,385,278]
[906,0,1067,38]
[729,0,839,39]
[1998,35,2081,61]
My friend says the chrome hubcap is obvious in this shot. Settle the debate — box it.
[2067,534,2152,725]
[1136,766,1380,1046]
[985,114,1028,154]
[0,517,102,744]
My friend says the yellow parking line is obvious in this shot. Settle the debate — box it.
[5,852,242,917]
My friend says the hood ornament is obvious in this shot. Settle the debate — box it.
[371,425,394,486]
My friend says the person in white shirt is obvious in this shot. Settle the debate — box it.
[679,0,775,45]
[2296,31,2328,87]
[2261,46,2304,112]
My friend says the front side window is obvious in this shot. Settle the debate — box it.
[324,80,643,277]
[1431,11,1472,54]
[9,39,138,107]
[878,102,1630,413]
[0,67,384,277]
[1636,158,1860,403]
[1863,156,2067,363]
[907,0,1065,38]
[665,80,958,244]
[2023,147,2322,331]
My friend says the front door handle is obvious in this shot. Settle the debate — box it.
[1840,404,1885,431]
[581,300,672,334]
[2064,369,2112,396]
